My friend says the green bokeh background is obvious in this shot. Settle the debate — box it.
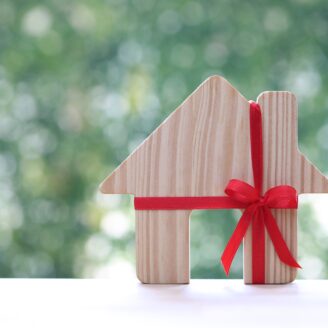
[1,0,328,278]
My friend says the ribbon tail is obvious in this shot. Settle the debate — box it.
[263,207,301,269]
[221,207,254,276]
[252,208,266,283]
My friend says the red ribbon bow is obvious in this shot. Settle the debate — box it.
[221,179,300,281]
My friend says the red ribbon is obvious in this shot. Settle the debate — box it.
[134,101,301,283]
[221,179,300,282]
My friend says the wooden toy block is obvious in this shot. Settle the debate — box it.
[100,75,328,284]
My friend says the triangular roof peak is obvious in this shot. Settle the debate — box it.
[100,75,328,196]
[100,75,250,195]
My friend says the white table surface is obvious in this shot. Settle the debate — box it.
[0,279,327,328]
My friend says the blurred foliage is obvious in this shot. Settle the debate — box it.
[0,0,328,278]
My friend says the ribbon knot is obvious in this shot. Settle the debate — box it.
[257,197,266,206]
[220,178,300,278]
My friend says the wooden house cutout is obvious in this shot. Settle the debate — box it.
[100,75,328,284]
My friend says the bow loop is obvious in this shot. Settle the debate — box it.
[263,186,298,209]
[224,179,260,205]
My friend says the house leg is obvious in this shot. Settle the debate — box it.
[135,210,191,284]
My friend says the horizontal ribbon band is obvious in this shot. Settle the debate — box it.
[134,182,298,211]
[135,196,246,210]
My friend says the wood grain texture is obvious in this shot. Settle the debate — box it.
[100,75,328,284]
[136,210,190,283]
[100,76,253,196]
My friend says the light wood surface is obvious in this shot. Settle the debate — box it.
[100,75,328,284]
[136,210,190,283]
